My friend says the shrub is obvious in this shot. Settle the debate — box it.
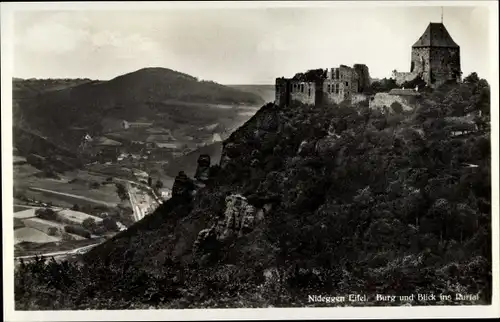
[82,218,97,232]
[90,181,101,189]
[102,217,119,232]
[390,101,404,114]
[47,227,59,236]
[155,180,164,189]
[64,225,91,239]
[35,208,58,221]
[116,183,129,201]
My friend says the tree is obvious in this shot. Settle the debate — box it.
[155,180,164,190]
[90,181,101,189]
[102,217,119,232]
[116,183,129,201]
[368,78,398,93]
[82,218,97,232]
[35,208,58,221]
[390,101,404,114]
[64,225,91,239]
[463,72,479,84]
[47,227,59,236]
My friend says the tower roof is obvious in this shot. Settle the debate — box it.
[412,23,459,48]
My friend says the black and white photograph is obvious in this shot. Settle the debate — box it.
[2,1,499,320]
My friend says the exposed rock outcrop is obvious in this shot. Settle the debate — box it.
[172,171,195,198]
[194,154,211,183]
[192,194,271,258]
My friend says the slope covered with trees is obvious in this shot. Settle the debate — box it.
[13,68,265,153]
[14,73,492,309]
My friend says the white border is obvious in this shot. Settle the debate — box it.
[2,1,499,320]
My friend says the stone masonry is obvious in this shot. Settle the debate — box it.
[395,22,461,87]
[275,64,368,107]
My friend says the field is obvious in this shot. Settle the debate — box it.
[140,161,175,188]
[14,164,121,208]
[13,208,40,219]
[84,164,136,179]
[56,209,103,224]
[13,205,33,212]
[14,228,59,244]
[12,199,112,257]
[15,237,105,257]
[22,217,64,234]
[14,218,26,230]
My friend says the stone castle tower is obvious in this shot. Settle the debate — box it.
[410,22,462,87]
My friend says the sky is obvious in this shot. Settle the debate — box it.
[11,3,493,84]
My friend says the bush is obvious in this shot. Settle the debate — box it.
[47,227,59,236]
[102,217,119,232]
[82,218,97,232]
[390,101,404,114]
[64,225,91,239]
[155,180,164,189]
[116,183,129,201]
[14,191,29,202]
[368,78,398,93]
[90,181,101,189]
[35,208,58,221]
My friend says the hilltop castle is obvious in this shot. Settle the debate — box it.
[393,22,462,87]
[275,22,461,108]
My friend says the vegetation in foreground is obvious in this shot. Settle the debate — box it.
[14,73,492,309]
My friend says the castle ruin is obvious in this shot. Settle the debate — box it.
[275,21,461,108]
[275,64,369,108]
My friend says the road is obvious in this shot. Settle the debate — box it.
[127,182,143,221]
[14,171,165,262]
[29,187,118,207]
[84,170,163,205]
[15,242,100,263]
[126,182,161,221]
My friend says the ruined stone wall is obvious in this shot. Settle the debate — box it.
[393,72,420,86]
[351,93,368,105]
[275,78,290,107]
[411,47,431,83]
[353,64,371,92]
[369,93,419,112]
[323,66,359,105]
[289,80,316,105]
[411,46,461,87]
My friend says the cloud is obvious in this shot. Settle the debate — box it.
[15,20,89,55]
[89,31,163,61]
[12,6,493,83]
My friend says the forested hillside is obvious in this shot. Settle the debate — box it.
[12,68,265,153]
[15,73,492,309]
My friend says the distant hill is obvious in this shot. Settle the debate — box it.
[227,84,275,103]
[13,78,96,99]
[12,68,265,154]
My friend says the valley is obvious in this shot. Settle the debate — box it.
[12,69,272,263]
